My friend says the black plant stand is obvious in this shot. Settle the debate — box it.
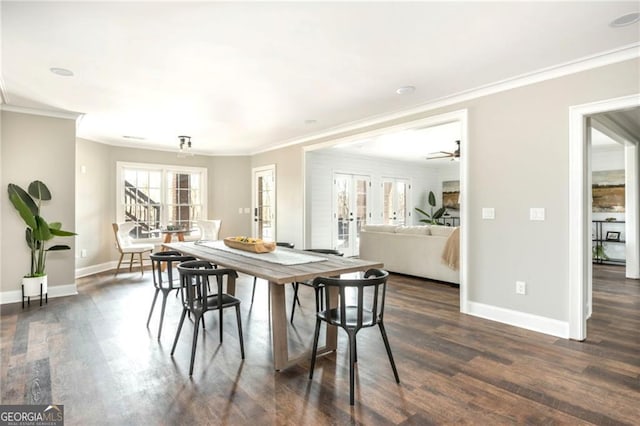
[22,283,47,308]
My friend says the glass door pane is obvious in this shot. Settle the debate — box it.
[382,178,410,225]
[253,166,276,241]
[334,173,370,256]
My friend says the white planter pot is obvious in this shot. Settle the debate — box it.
[22,275,47,298]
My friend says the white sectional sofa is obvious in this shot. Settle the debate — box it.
[359,224,460,284]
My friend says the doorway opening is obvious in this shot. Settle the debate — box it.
[569,95,640,340]
[304,109,469,313]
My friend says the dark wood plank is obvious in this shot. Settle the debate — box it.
[0,264,638,424]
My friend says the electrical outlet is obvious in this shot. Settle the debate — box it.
[516,281,526,295]
[81,249,87,258]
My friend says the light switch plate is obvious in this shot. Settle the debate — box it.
[530,208,545,221]
[482,207,495,220]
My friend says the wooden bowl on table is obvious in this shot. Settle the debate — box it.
[223,237,276,253]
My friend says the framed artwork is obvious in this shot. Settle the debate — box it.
[442,180,460,210]
[606,231,620,241]
[592,170,625,212]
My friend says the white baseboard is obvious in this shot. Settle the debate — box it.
[75,261,118,278]
[466,301,569,339]
[0,283,78,305]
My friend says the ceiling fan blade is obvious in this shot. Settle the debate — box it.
[426,152,453,159]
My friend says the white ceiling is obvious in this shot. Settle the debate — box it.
[2,1,639,156]
[330,121,461,164]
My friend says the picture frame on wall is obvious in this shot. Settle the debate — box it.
[606,231,621,241]
[442,180,460,210]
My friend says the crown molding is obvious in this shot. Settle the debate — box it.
[0,104,84,121]
[254,42,640,155]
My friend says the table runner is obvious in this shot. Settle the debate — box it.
[195,240,327,266]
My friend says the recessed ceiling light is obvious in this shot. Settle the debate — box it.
[610,12,640,27]
[396,86,415,95]
[123,135,146,141]
[49,67,74,77]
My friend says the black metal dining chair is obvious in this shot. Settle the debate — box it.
[171,260,245,375]
[290,249,343,324]
[148,251,196,340]
[309,268,399,405]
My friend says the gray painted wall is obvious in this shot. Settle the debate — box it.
[1,111,76,293]
[252,58,640,324]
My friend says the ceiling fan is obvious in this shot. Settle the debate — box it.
[426,140,460,160]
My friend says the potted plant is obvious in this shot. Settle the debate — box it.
[7,181,76,300]
[415,190,447,225]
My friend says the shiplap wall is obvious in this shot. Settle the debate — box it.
[305,150,460,249]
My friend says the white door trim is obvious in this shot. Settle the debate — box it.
[568,94,640,340]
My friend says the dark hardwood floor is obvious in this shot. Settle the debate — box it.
[1,264,638,425]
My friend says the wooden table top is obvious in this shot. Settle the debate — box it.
[163,241,383,284]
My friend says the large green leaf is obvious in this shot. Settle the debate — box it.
[8,184,38,216]
[47,245,71,251]
[428,191,436,207]
[49,228,76,237]
[433,206,447,219]
[415,207,431,218]
[9,192,37,229]
[28,180,52,201]
[25,228,34,249]
[33,216,53,241]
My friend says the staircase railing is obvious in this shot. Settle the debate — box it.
[124,181,160,237]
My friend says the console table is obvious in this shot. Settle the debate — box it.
[592,220,625,265]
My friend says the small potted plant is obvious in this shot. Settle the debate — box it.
[415,190,447,225]
[7,181,76,302]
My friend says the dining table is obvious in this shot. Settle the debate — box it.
[160,228,194,244]
[163,240,383,371]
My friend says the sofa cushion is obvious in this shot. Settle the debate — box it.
[362,224,398,233]
[430,225,457,237]
[395,225,430,235]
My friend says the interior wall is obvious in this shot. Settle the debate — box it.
[251,147,305,248]
[207,155,252,238]
[1,111,76,294]
[252,57,639,335]
[74,139,252,272]
[76,138,112,268]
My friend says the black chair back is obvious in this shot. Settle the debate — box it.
[305,248,344,256]
[177,260,238,311]
[276,242,295,248]
[313,268,388,332]
[150,251,196,290]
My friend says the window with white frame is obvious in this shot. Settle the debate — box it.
[117,162,207,239]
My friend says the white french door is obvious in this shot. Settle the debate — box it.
[333,173,370,256]
[252,165,276,241]
[382,178,411,225]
